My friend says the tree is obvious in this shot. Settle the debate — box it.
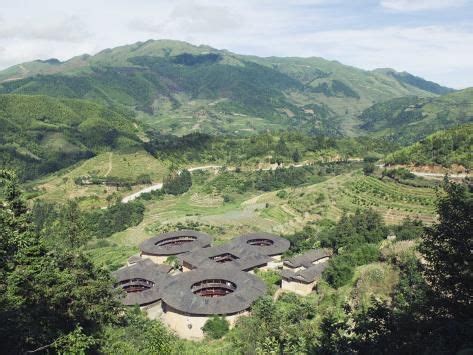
[275,138,289,157]
[0,170,123,353]
[326,180,473,353]
[57,200,89,249]
[362,162,375,175]
[292,149,302,163]
[163,169,192,195]
[419,180,472,315]
[202,316,230,339]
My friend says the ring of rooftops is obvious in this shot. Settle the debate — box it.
[139,230,213,264]
[118,278,155,293]
[191,279,237,297]
[246,238,274,246]
[155,235,198,247]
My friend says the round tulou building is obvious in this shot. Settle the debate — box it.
[139,230,212,264]
[112,259,172,319]
[160,266,266,339]
[114,229,300,340]
[226,232,290,260]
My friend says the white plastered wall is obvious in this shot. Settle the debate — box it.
[281,278,316,296]
[161,306,248,340]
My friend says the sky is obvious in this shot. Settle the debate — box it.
[0,0,472,88]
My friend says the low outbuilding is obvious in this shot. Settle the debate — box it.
[283,248,332,271]
[280,260,329,296]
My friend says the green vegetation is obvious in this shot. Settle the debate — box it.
[1,165,470,353]
[31,199,145,240]
[1,38,470,355]
[360,88,473,143]
[323,180,473,353]
[385,123,473,168]
[202,316,230,339]
[144,131,395,167]
[0,39,448,136]
[163,169,192,195]
[0,94,141,181]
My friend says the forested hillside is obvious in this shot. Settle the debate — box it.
[385,123,473,168]
[359,88,473,143]
[0,95,142,180]
[0,39,451,136]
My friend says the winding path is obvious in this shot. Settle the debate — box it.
[104,152,113,177]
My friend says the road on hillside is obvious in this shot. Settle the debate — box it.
[121,159,468,204]
[120,159,365,203]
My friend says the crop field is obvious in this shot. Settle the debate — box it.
[237,172,437,233]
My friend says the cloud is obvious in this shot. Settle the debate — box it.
[380,0,467,11]
[272,25,473,88]
[0,16,90,42]
[0,0,471,88]
[129,1,242,35]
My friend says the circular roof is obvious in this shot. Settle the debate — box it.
[139,230,213,256]
[112,259,171,306]
[161,267,266,315]
[226,232,290,256]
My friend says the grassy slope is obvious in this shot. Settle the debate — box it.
[0,39,448,136]
[0,94,142,180]
[385,123,473,168]
[359,88,473,143]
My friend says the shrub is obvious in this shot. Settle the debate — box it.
[276,190,288,199]
[163,169,192,195]
[363,162,375,175]
[202,316,229,339]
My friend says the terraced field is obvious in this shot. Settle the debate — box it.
[244,172,437,232]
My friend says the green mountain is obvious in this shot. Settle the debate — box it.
[0,39,452,136]
[358,88,473,143]
[385,123,473,168]
[0,94,142,180]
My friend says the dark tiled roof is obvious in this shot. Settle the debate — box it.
[226,233,290,256]
[112,259,171,306]
[178,243,271,271]
[281,260,329,283]
[139,230,213,256]
[161,266,266,315]
[283,248,332,268]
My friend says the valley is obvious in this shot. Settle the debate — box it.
[0,37,471,354]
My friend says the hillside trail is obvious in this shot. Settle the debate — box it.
[410,171,468,179]
[104,152,113,177]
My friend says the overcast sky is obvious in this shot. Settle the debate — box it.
[0,0,472,88]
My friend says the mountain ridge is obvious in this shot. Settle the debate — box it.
[0,39,454,136]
